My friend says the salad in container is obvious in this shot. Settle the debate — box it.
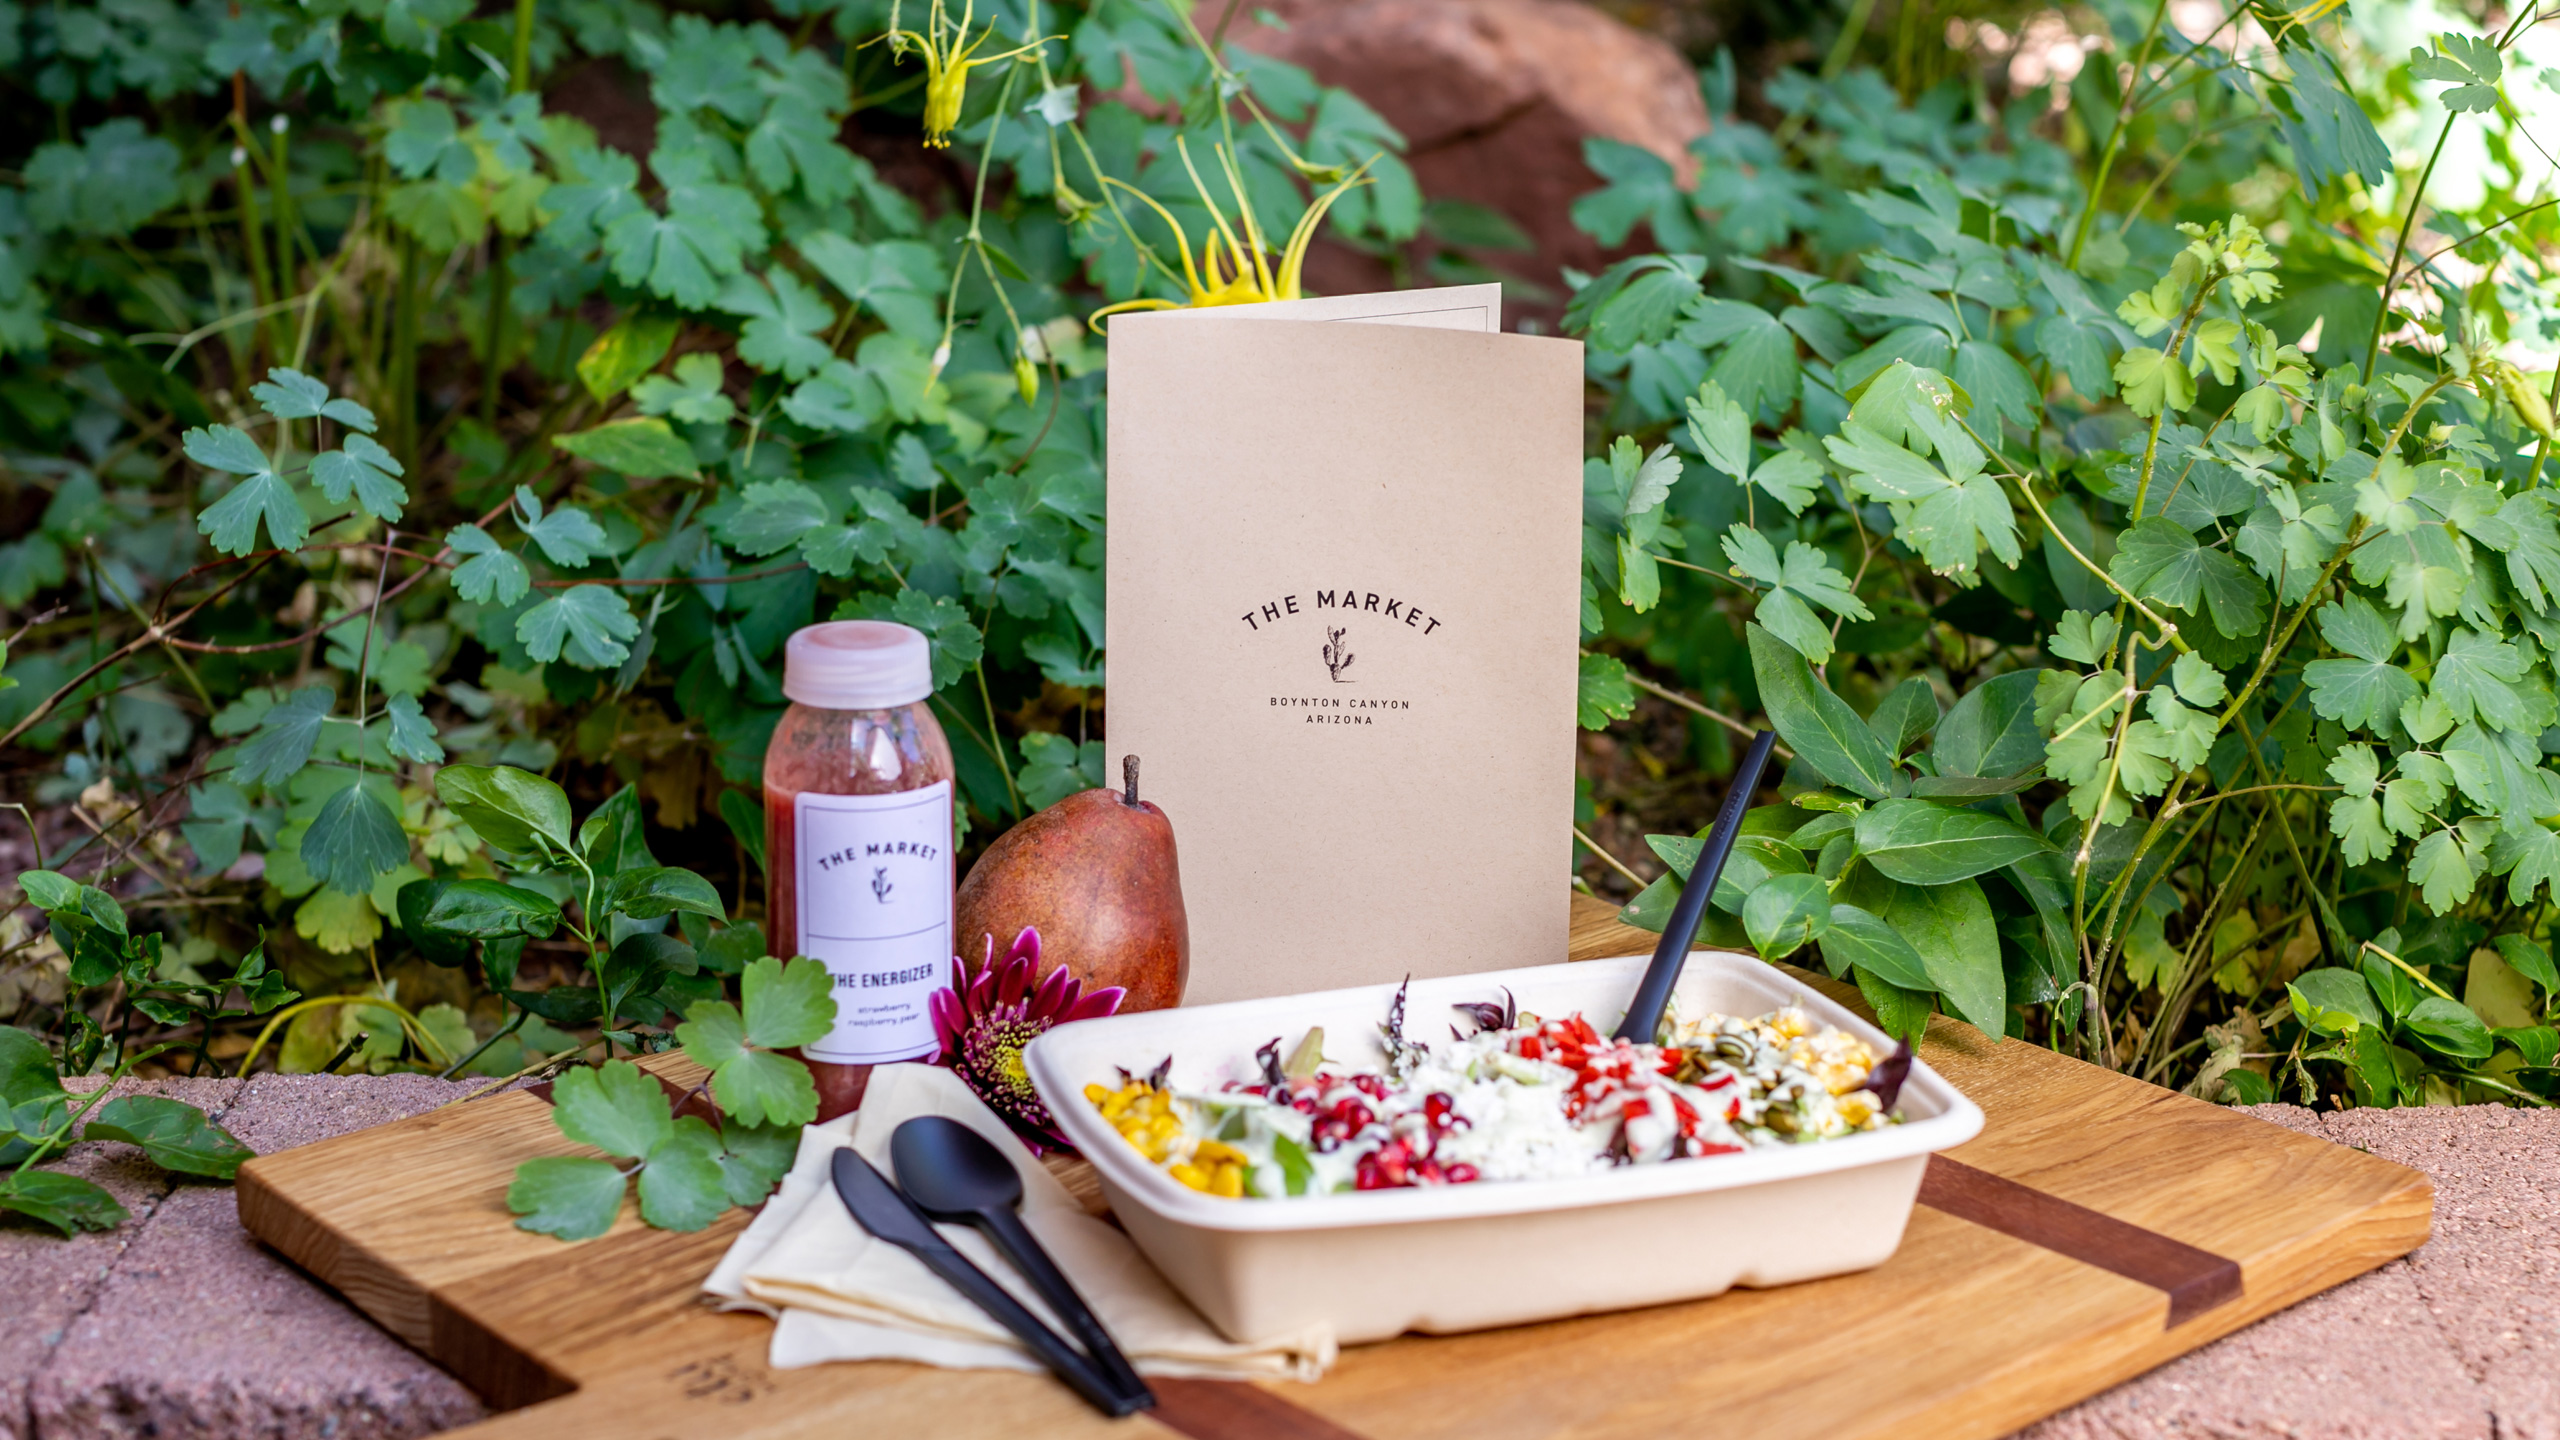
[1025,951,1983,1344]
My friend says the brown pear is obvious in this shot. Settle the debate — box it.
[955,755,1188,1011]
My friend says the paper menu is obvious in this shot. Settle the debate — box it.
[1104,289,1584,1003]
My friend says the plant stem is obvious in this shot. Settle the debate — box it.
[1572,825,1648,889]
[2066,0,2175,271]
[394,232,422,468]
[230,144,275,370]
[2363,112,2458,385]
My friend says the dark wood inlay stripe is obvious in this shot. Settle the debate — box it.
[1920,1154,2243,1326]
[1150,1378,1368,1440]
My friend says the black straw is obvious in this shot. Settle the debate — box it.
[1613,730,1779,1043]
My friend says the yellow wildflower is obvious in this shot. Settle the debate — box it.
[871,0,1056,149]
[1087,136,1378,329]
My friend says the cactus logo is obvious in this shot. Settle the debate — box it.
[1322,626,1354,682]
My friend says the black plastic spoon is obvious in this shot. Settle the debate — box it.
[1613,729,1779,1043]
[891,1116,1154,1410]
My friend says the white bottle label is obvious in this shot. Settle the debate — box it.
[793,780,952,1064]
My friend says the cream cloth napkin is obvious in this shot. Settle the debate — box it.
[703,1063,1336,1381]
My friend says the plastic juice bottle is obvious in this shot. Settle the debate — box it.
[763,621,955,1120]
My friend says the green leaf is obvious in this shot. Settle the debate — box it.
[2302,595,2419,732]
[2113,346,2193,417]
[717,481,831,557]
[383,693,446,765]
[1818,904,1933,991]
[309,436,408,522]
[25,119,180,236]
[512,486,612,568]
[636,1115,730,1231]
[2409,827,2484,912]
[716,1047,820,1130]
[673,999,749,1071]
[2048,611,2119,666]
[1746,623,1894,799]
[632,353,736,425]
[2410,34,2501,113]
[0,1169,130,1236]
[551,1060,674,1161]
[434,764,575,855]
[1018,734,1106,811]
[2493,934,2559,994]
[578,785,659,874]
[2289,967,2384,1035]
[601,151,766,308]
[419,879,563,939]
[1852,962,1934,1045]
[0,1026,64,1109]
[2498,1025,2560,1068]
[2109,520,2268,638]
[1725,526,1871,665]
[300,782,409,895]
[717,1119,799,1206]
[577,314,683,402]
[2170,653,2228,707]
[446,525,532,606]
[1821,417,2017,581]
[1932,670,2046,778]
[553,419,699,480]
[518,584,642,669]
[508,1155,628,1240]
[1685,380,1750,482]
[188,427,307,556]
[1742,873,1831,957]
[797,233,941,343]
[2404,995,2494,1060]
[1577,653,1637,729]
[2268,39,2392,196]
[1864,677,1939,757]
[720,270,836,381]
[742,954,836,1050]
[15,870,81,915]
[251,369,376,430]
[1886,876,2005,1033]
[81,1096,254,1178]
[2430,628,2532,733]
[1683,297,1799,417]
[606,867,726,921]
[1852,799,2052,885]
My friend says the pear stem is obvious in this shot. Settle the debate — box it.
[1123,754,1140,806]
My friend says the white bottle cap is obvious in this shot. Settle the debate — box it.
[782,621,933,710]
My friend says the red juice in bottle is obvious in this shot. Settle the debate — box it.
[763,621,954,1120]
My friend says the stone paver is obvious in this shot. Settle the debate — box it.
[3,1075,483,1440]
[2025,1104,2560,1439]
[9,1081,2560,1439]
[3,1080,240,1440]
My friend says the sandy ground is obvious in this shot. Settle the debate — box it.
[2,1086,2552,1439]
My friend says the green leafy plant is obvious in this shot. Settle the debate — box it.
[506,953,832,1240]
[1,1027,251,1235]
[1569,9,2560,1107]
[0,0,1419,1111]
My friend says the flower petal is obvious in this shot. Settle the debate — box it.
[1030,962,1072,1021]
[1062,986,1126,1022]
[929,987,964,1056]
[1009,925,1042,970]
[997,951,1031,1006]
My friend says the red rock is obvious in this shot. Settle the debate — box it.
[1229,0,1708,306]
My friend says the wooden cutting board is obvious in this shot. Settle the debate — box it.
[236,896,2431,1440]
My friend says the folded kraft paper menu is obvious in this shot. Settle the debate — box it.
[1107,288,1584,1003]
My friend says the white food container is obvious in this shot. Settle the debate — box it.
[1024,951,1983,1344]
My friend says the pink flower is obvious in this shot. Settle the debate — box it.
[930,927,1123,1151]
